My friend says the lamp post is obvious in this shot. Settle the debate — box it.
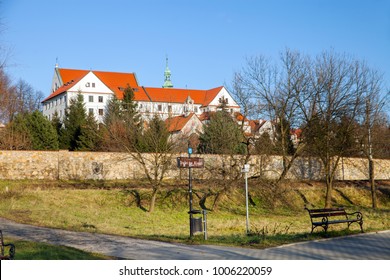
[242,164,250,235]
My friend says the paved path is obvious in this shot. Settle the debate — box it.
[1,218,389,259]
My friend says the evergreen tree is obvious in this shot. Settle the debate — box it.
[25,111,59,150]
[7,111,58,150]
[51,111,62,143]
[198,111,246,154]
[60,93,87,150]
[76,112,100,151]
[121,85,138,117]
[102,86,142,151]
[140,114,170,153]
[121,85,141,134]
[103,94,121,127]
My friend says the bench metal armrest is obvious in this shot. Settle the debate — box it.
[2,243,16,260]
[346,211,363,220]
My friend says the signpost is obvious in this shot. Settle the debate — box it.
[177,157,204,168]
[177,145,205,238]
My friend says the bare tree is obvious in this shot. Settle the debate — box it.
[301,51,368,207]
[103,88,178,212]
[0,77,43,123]
[358,69,389,208]
[233,49,310,183]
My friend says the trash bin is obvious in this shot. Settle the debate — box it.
[188,209,207,239]
[191,217,203,233]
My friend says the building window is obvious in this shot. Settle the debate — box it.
[89,96,94,102]
[168,105,172,112]
[92,83,95,88]
[194,107,198,113]
[89,108,94,114]
[98,109,104,116]
[158,104,162,111]
[86,82,90,87]
[98,96,103,102]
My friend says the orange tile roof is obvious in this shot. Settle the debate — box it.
[42,78,82,102]
[59,69,89,84]
[165,113,196,132]
[92,70,139,98]
[43,68,224,106]
[143,86,223,106]
[42,68,140,102]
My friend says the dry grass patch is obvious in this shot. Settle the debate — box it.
[0,180,389,248]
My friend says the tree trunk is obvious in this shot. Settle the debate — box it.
[324,158,333,208]
[149,188,158,213]
[369,159,377,209]
[325,175,333,208]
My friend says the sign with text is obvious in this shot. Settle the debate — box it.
[177,157,204,168]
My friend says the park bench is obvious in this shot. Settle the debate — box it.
[305,207,363,233]
[0,230,15,260]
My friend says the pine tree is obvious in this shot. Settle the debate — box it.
[198,111,246,154]
[121,85,138,117]
[103,94,121,127]
[26,111,59,150]
[76,112,100,151]
[7,111,58,150]
[51,111,62,144]
[102,86,142,151]
[141,114,170,153]
[60,93,87,150]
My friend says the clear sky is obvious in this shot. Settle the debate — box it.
[1,0,390,97]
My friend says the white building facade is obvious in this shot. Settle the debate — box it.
[42,65,241,123]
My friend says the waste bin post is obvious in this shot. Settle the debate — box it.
[203,209,207,240]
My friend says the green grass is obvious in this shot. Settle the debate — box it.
[0,179,389,253]
[2,238,115,260]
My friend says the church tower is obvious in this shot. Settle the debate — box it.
[162,57,173,88]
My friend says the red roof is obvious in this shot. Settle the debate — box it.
[165,113,196,132]
[142,86,223,106]
[43,68,140,102]
[43,68,224,106]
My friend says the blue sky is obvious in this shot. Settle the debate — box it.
[1,0,390,97]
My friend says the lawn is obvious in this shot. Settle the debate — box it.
[1,238,116,260]
[0,179,389,251]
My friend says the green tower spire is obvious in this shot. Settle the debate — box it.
[163,56,173,88]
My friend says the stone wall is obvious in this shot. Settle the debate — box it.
[0,150,389,181]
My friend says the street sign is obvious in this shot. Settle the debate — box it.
[241,164,250,173]
[177,157,204,168]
